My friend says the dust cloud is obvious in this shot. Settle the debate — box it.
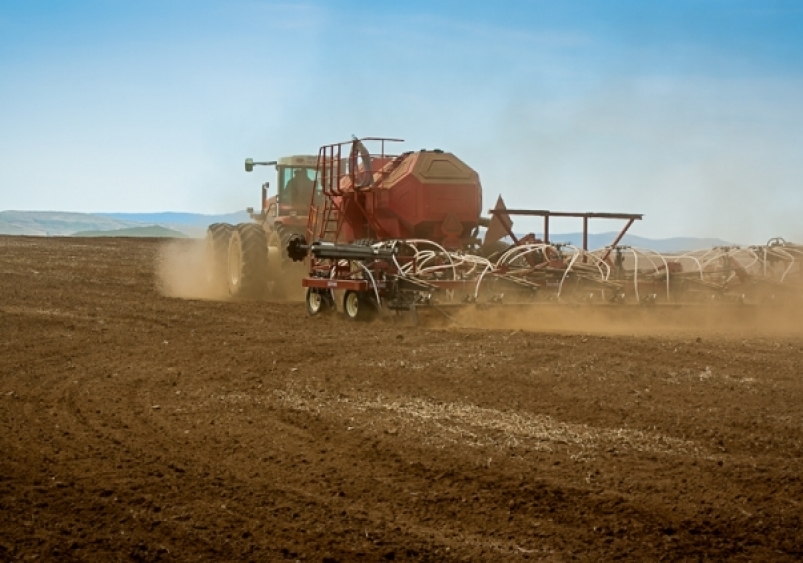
[446,302,803,339]
[156,239,229,300]
[155,238,307,302]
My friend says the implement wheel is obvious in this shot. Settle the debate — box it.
[227,223,268,299]
[306,288,332,317]
[343,290,376,322]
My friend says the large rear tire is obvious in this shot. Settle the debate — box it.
[205,223,234,290]
[227,223,269,299]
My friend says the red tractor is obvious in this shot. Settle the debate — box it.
[205,155,319,299]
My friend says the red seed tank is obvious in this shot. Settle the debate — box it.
[334,148,483,249]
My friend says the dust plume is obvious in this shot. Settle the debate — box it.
[445,302,803,339]
[156,238,229,300]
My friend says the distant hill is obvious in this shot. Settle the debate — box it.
[1,210,736,252]
[91,211,251,238]
[96,211,250,228]
[0,210,250,237]
[72,225,188,238]
[0,211,141,236]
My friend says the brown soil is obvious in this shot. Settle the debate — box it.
[2,235,803,562]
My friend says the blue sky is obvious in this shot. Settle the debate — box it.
[1,0,802,241]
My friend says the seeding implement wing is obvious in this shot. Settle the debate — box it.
[285,137,803,320]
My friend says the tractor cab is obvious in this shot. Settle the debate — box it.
[275,155,319,215]
[245,155,319,223]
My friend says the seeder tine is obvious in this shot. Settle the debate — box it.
[491,274,541,292]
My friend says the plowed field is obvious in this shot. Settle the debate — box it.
[2,236,803,562]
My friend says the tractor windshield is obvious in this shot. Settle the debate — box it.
[278,166,317,208]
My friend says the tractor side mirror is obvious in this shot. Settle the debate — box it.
[245,158,254,172]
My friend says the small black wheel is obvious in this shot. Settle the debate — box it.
[306,288,332,316]
[286,234,308,262]
[343,290,376,322]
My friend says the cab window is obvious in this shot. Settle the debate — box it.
[278,167,317,204]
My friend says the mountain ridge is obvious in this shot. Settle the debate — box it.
[0,210,249,238]
[1,210,737,251]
